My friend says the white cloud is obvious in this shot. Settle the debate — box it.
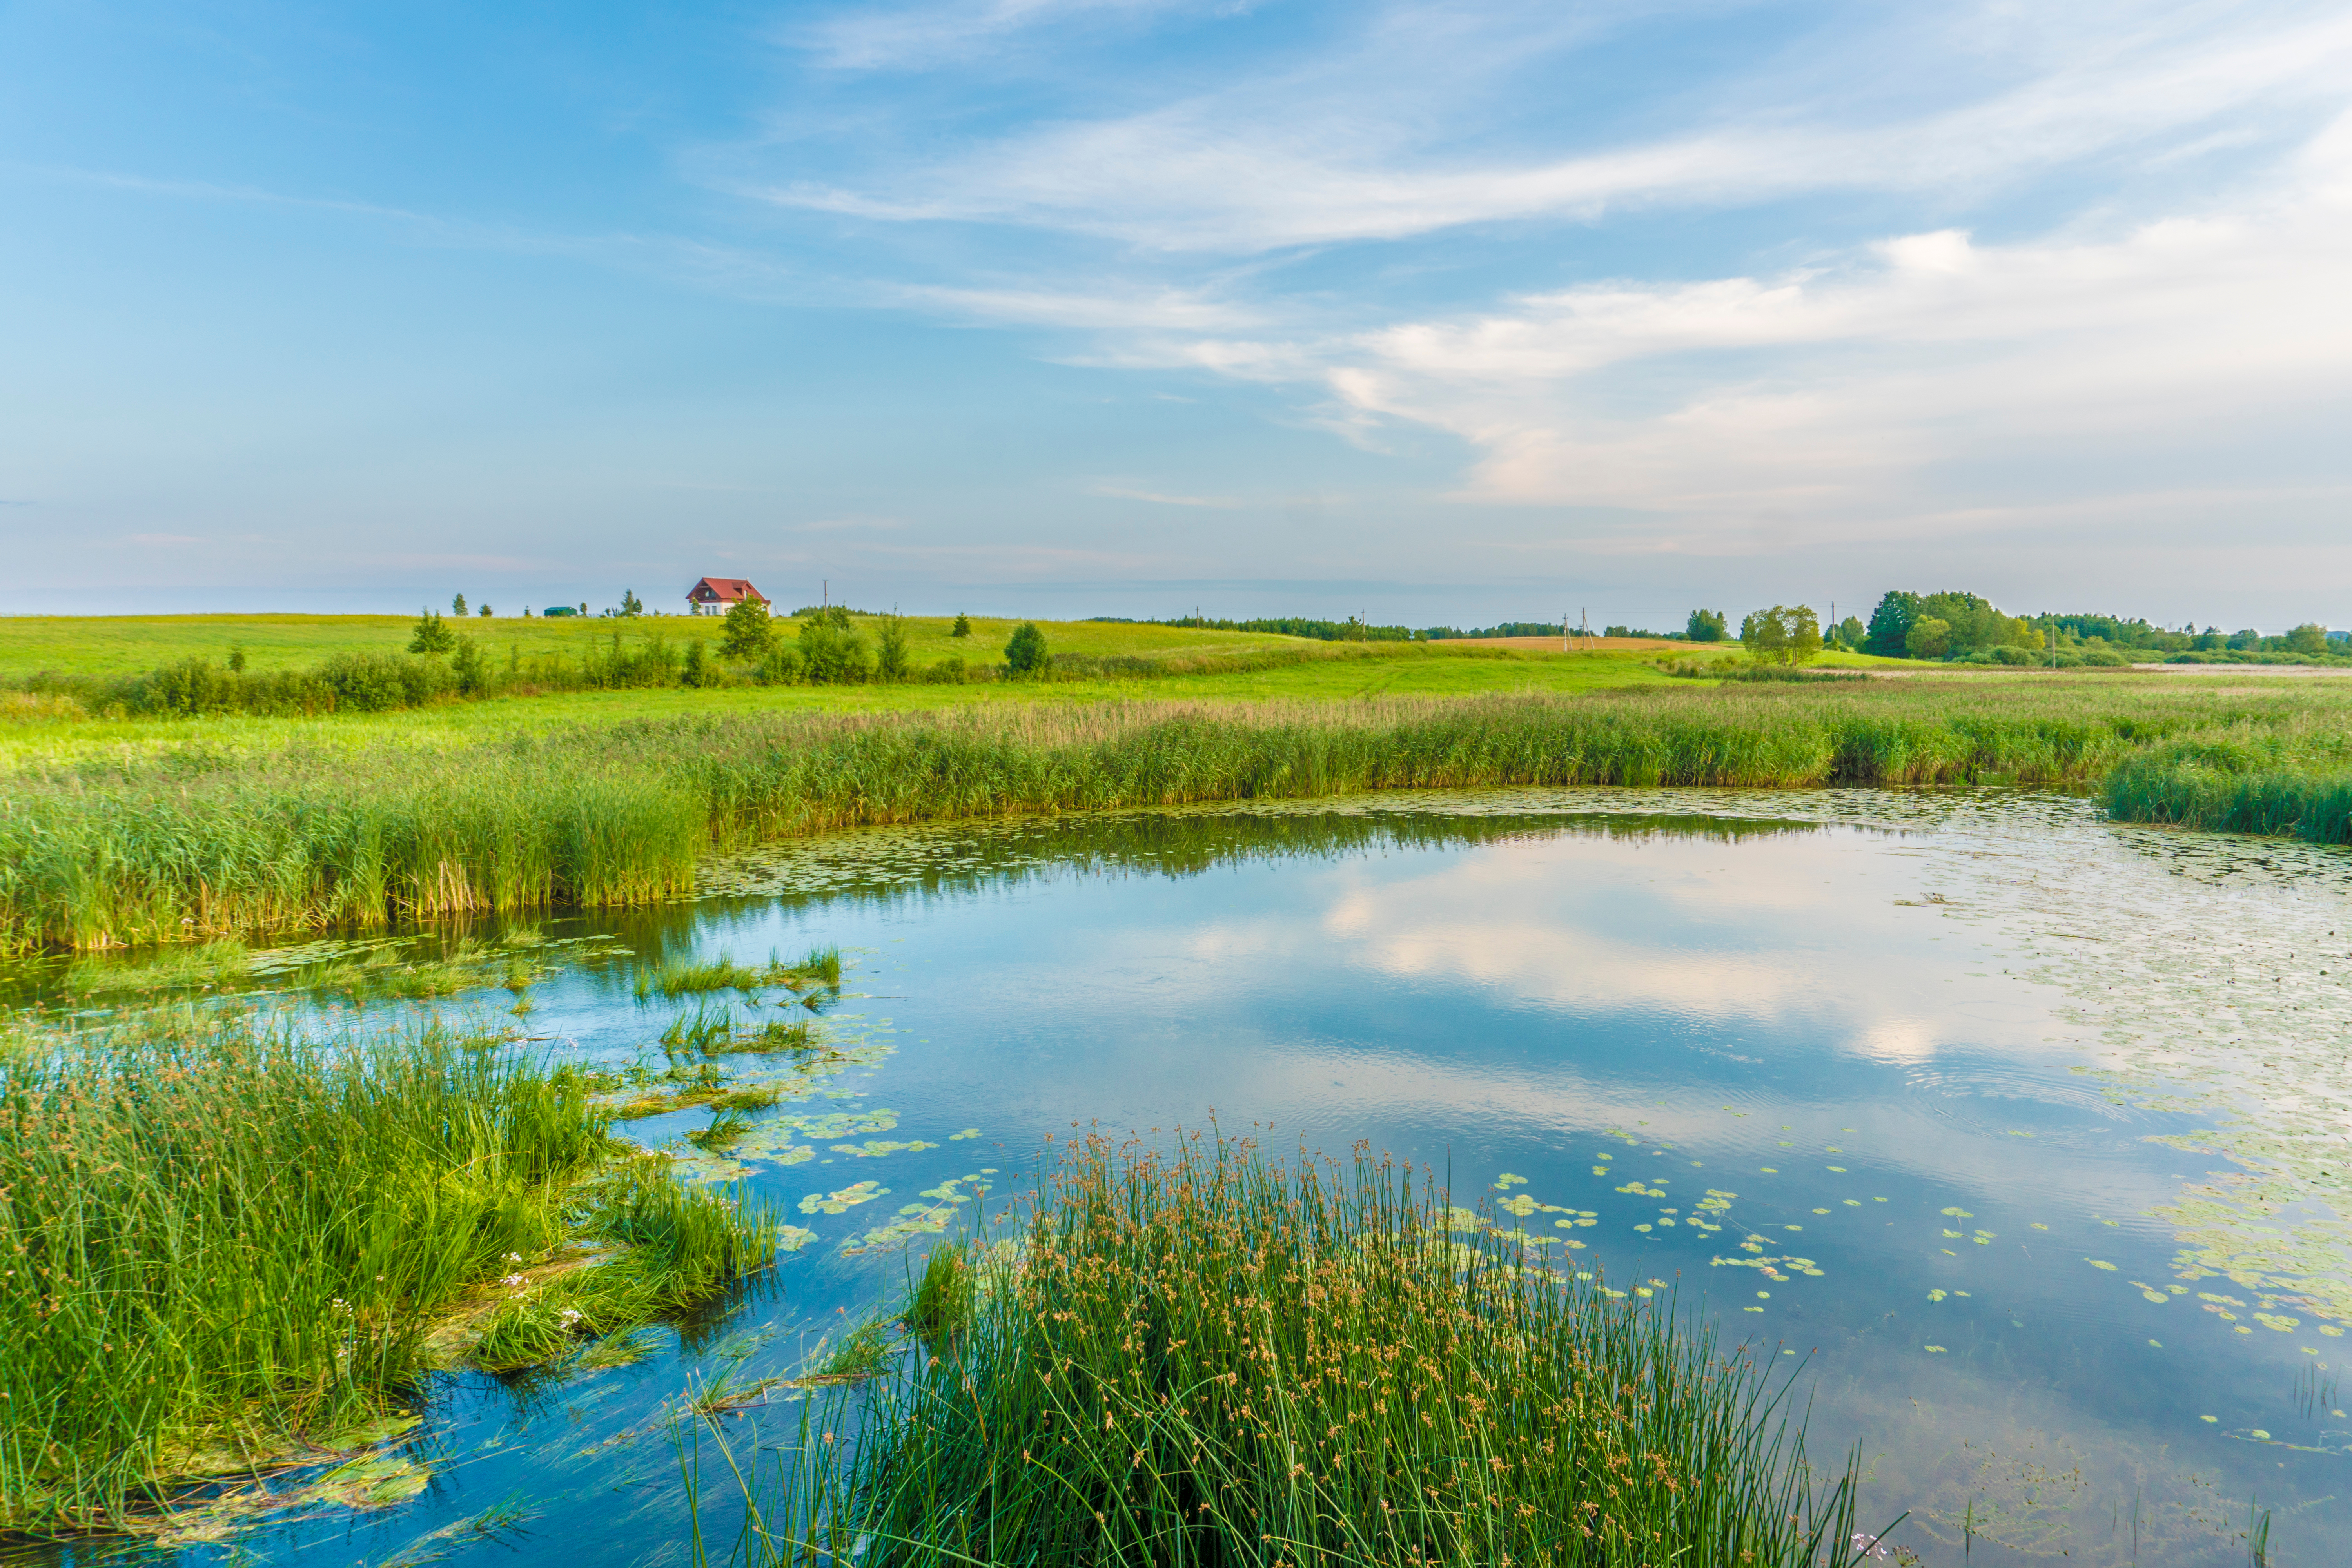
[1298,138,2352,528]
[796,0,1244,71]
[756,2,2352,252]
[1089,485,1243,507]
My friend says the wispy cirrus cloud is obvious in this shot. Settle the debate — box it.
[793,0,1248,71]
[751,1,2352,252]
[1089,484,1243,507]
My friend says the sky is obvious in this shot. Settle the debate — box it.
[3,0,2348,629]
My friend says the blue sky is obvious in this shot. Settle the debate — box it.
[4,0,2348,627]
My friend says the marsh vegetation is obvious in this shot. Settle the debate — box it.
[693,1134,1861,1566]
[5,679,2349,954]
[0,1011,777,1535]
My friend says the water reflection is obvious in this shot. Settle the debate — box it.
[7,790,2351,1567]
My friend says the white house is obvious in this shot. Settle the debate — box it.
[687,577,766,615]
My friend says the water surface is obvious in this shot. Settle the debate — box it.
[16,788,2352,1566]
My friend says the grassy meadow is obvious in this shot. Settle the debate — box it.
[0,611,1331,681]
[697,1134,1861,1567]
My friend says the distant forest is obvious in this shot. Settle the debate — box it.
[1100,597,2350,666]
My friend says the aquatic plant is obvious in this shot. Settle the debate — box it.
[0,1010,774,1534]
[903,1242,974,1348]
[695,1134,1861,1567]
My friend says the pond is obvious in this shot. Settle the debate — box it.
[13,787,2352,1566]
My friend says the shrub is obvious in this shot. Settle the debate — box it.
[318,652,454,712]
[1905,616,1952,659]
[407,610,456,655]
[950,612,972,638]
[1004,621,1049,677]
[875,613,912,683]
[799,618,869,684]
[924,655,968,684]
[451,635,490,696]
[757,645,805,685]
[720,597,774,660]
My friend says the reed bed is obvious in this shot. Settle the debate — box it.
[2099,714,2352,844]
[0,1011,776,1534]
[691,1134,1860,1567]
[3,681,2346,952]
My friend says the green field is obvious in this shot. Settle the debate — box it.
[0,612,1789,760]
[0,611,1319,679]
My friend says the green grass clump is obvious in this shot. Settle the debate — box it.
[649,955,768,996]
[2099,717,2352,843]
[660,1002,739,1053]
[731,1018,815,1054]
[709,1136,1858,1566]
[0,1011,772,1534]
[903,1243,975,1349]
[470,1159,777,1371]
[60,939,255,999]
[820,1318,899,1382]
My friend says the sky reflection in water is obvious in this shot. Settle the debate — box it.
[19,789,2352,1568]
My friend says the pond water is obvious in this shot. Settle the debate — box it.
[15,788,2352,1567]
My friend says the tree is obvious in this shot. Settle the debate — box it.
[408,609,456,655]
[1835,616,1866,650]
[1686,608,1727,642]
[1004,621,1050,677]
[720,595,774,660]
[1739,605,1823,666]
[1905,617,1952,659]
[951,613,972,639]
[875,612,912,682]
[452,593,468,617]
[479,603,492,617]
[1864,592,1920,657]
[621,589,644,617]
[227,644,247,673]
[2288,622,2328,655]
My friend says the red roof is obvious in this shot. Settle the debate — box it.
[689,577,765,604]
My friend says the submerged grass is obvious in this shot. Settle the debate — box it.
[5,679,2349,952]
[0,1010,776,1535]
[693,1135,1862,1568]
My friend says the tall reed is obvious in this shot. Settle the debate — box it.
[2099,715,2352,844]
[4,681,2346,952]
[694,1134,1860,1566]
[0,1011,774,1532]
